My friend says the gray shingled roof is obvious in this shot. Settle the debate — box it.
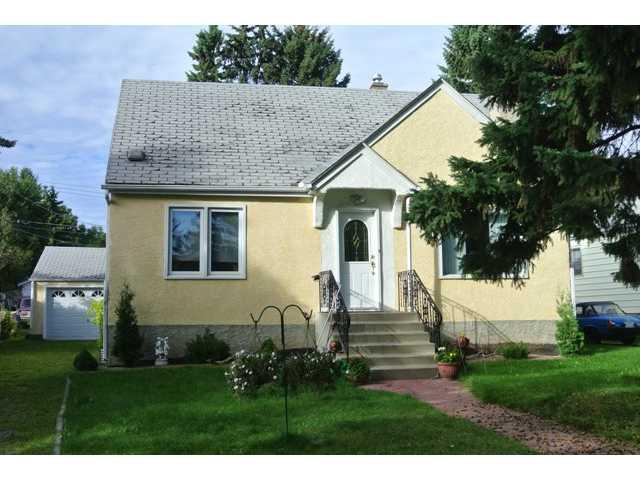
[106,80,420,189]
[31,247,105,281]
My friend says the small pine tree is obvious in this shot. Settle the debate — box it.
[0,310,13,340]
[111,283,143,366]
[555,292,585,355]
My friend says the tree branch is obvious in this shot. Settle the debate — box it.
[592,125,640,149]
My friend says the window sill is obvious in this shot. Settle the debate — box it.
[165,273,246,280]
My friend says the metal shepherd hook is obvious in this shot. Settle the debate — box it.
[250,304,312,439]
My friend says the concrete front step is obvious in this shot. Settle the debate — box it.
[339,352,436,368]
[370,364,439,380]
[348,342,435,356]
[349,321,423,334]
[350,331,429,344]
[344,310,436,379]
[349,311,419,323]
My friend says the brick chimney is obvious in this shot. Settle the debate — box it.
[369,73,388,91]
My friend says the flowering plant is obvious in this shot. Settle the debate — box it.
[225,350,278,396]
[434,345,462,364]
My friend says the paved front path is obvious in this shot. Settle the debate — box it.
[364,379,640,454]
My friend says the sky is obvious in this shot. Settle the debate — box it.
[0,26,449,228]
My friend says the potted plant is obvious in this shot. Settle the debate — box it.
[435,346,462,379]
[328,338,342,353]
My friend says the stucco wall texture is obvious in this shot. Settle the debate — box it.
[107,195,320,329]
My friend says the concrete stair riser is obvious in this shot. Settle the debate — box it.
[370,366,439,381]
[349,321,423,333]
[350,332,429,344]
[348,343,434,356]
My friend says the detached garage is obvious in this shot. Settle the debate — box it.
[30,246,105,340]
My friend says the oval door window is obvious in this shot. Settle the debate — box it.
[344,220,369,262]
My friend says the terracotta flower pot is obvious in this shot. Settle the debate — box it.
[437,362,460,379]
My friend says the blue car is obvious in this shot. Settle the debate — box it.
[576,301,640,345]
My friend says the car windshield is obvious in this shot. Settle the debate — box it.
[20,299,31,308]
[584,302,626,316]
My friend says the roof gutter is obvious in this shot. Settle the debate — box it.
[102,183,312,197]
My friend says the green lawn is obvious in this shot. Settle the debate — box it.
[463,344,640,446]
[0,334,95,453]
[63,365,530,454]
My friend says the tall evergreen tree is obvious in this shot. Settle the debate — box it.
[438,25,497,93]
[187,25,350,87]
[112,283,143,367]
[408,26,640,287]
[266,26,350,87]
[186,26,225,82]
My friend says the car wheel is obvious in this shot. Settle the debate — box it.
[622,336,636,346]
[584,329,601,344]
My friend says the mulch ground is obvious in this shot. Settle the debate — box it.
[364,378,640,454]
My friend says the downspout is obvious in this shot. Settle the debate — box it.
[102,191,112,363]
[406,203,413,271]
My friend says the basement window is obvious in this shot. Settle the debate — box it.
[166,204,246,279]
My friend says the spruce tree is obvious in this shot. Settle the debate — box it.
[187,25,350,87]
[438,25,497,93]
[408,26,640,287]
[186,26,225,82]
[112,283,143,366]
[266,26,350,87]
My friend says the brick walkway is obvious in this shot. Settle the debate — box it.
[364,378,640,454]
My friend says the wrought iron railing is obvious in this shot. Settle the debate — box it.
[398,270,443,348]
[313,270,351,358]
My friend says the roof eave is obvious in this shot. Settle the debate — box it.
[102,184,312,197]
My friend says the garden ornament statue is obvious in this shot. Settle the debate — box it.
[250,304,312,439]
[155,336,169,366]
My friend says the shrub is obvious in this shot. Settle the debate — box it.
[88,298,104,354]
[0,310,15,340]
[185,329,231,363]
[111,283,143,367]
[497,342,529,359]
[226,351,278,396]
[338,357,370,385]
[226,349,339,396]
[258,337,278,355]
[555,291,585,355]
[281,350,338,390]
[73,349,98,371]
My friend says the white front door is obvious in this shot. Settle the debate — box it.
[339,210,381,310]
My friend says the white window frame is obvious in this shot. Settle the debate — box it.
[164,203,247,280]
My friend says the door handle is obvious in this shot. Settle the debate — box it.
[370,255,376,273]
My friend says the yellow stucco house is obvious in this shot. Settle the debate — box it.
[102,77,570,376]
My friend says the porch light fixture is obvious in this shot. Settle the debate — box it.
[349,194,366,206]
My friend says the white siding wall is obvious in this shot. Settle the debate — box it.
[573,239,640,313]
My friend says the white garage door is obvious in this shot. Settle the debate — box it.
[46,287,102,340]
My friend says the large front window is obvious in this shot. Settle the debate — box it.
[167,205,246,279]
[440,213,528,278]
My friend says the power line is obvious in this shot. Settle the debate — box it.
[13,227,93,246]
[15,219,104,230]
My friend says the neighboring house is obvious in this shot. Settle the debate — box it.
[18,279,32,298]
[29,246,105,340]
[571,239,640,314]
[102,77,570,371]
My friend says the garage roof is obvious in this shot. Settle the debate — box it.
[30,246,105,282]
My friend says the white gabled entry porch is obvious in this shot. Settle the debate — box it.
[310,145,438,380]
[311,144,415,311]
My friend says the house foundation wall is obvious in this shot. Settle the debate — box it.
[441,319,557,351]
[107,323,313,365]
